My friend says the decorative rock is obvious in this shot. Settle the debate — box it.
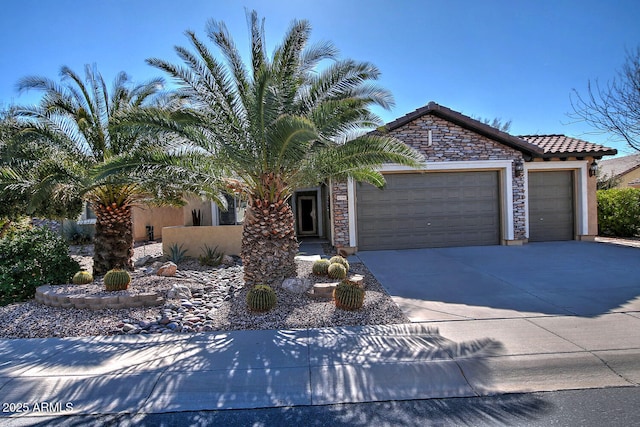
[135,255,152,267]
[157,262,177,277]
[310,282,338,299]
[122,323,136,333]
[167,284,192,300]
[221,255,235,266]
[145,261,163,274]
[281,277,312,294]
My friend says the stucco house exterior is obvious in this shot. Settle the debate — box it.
[163,102,617,256]
[599,153,640,188]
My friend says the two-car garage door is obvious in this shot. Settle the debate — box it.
[356,171,501,250]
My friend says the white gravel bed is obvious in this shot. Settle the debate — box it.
[0,243,408,339]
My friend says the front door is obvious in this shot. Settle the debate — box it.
[296,195,317,235]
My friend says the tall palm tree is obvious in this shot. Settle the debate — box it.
[1,65,175,275]
[135,11,424,286]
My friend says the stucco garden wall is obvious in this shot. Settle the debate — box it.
[162,225,242,258]
[132,205,183,242]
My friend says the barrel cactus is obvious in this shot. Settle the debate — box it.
[246,285,277,312]
[312,259,331,276]
[104,269,131,291]
[329,255,350,271]
[72,270,94,284]
[327,262,347,280]
[334,280,365,311]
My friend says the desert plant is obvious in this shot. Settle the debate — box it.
[329,255,350,271]
[72,270,94,285]
[327,263,347,280]
[333,280,365,311]
[165,243,188,264]
[62,221,94,245]
[246,285,277,312]
[312,259,331,276]
[138,10,424,287]
[0,226,80,305]
[104,269,131,291]
[199,244,224,266]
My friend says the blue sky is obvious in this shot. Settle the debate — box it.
[1,0,638,155]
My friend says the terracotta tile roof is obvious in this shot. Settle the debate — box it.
[599,153,640,178]
[519,134,617,158]
[380,102,617,159]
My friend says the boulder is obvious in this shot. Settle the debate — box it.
[281,277,312,294]
[134,255,152,267]
[157,262,177,277]
[167,284,192,300]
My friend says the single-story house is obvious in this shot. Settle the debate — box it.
[599,153,640,188]
[162,101,617,256]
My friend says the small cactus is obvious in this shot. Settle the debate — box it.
[329,255,349,271]
[334,280,365,311]
[104,269,131,291]
[247,285,277,312]
[72,270,94,284]
[312,259,331,275]
[327,263,347,280]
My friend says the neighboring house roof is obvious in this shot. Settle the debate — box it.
[599,153,640,179]
[380,101,617,159]
[629,178,640,188]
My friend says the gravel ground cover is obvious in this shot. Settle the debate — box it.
[0,242,408,338]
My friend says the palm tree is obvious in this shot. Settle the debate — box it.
[1,65,173,275]
[134,11,424,286]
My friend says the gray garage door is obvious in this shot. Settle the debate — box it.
[357,172,501,250]
[528,171,574,242]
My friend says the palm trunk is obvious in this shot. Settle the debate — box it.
[92,202,134,275]
[241,198,298,287]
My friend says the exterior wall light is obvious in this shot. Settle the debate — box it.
[589,160,598,177]
[514,160,524,177]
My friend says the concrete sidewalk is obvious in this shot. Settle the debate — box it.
[1,319,639,419]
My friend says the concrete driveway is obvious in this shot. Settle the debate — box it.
[357,241,640,321]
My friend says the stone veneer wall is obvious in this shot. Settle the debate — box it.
[330,180,351,248]
[331,114,529,248]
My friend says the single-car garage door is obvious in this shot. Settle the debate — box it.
[528,171,574,242]
[357,171,501,250]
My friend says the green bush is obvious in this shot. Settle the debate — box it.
[597,188,640,237]
[0,227,80,305]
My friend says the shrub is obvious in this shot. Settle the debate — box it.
[0,226,80,305]
[165,243,188,264]
[334,280,365,311]
[327,263,347,280]
[246,285,277,312]
[329,255,349,271]
[312,259,331,275]
[199,244,224,266]
[104,269,131,291]
[72,270,94,284]
[597,188,640,237]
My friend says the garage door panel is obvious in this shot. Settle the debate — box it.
[357,172,500,250]
[528,171,574,242]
